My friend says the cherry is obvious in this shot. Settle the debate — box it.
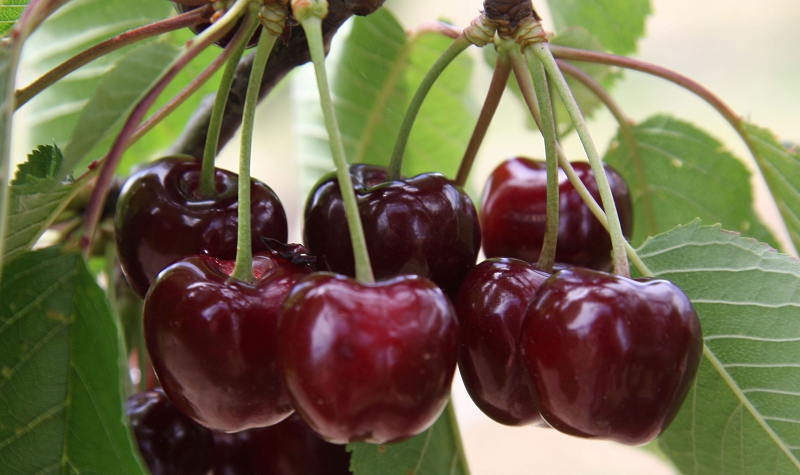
[520,268,702,445]
[480,157,632,271]
[173,2,262,49]
[126,388,214,475]
[303,164,481,298]
[279,273,459,444]
[213,413,351,475]
[143,249,313,433]
[115,156,287,298]
[454,258,548,426]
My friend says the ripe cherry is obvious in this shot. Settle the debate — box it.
[126,388,214,475]
[454,258,548,426]
[521,268,702,445]
[144,249,312,433]
[115,156,287,298]
[481,157,632,271]
[279,273,459,444]
[303,164,481,298]
[213,413,351,475]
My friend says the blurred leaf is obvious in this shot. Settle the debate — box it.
[545,0,651,55]
[0,248,146,473]
[348,404,468,475]
[635,222,800,474]
[0,1,27,37]
[742,122,800,252]
[61,40,179,175]
[604,115,778,248]
[294,9,476,194]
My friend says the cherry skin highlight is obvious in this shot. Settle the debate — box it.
[212,413,351,475]
[480,157,632,271]
[115,156,287,298]
[126,388,214,475]
[454,258,548,426]
[303,164,481,298]
[279,273,459,444]
[144,250,312,433]
[520,268,702,445]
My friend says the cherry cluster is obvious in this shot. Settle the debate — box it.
[116,149,702,471]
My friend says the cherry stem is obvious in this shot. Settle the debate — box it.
[387,34,471,181]
[525,42,630,278]
[446,400,473,475]
[556,60,658,237]
[81,0,251,256]
[199,19,259,199]
[230,27,278,284]
[298,7,375,284]
[454,49,510,187]
[14,8,208,109]
[509,48,653,277]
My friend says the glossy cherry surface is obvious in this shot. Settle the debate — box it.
[144,251,312,432]
[279,273,459,444]
[521,268,702,445]
[126,388,214,475]
[303,164,481,298]
[481,157,632,271]
[115,156,287,298]
[174,3,261,48]
[454,258,548,426]
[213,413,351,475]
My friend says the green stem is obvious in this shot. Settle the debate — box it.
[199,17,259,198]
[509,48,653,277]
[454,49,510,187]
[556,60,657,237]
[14,8,207,109]
[446,400,472,475]
[525,48,559,273]
[230,28,276,284]
[527,42,630,277]
[387,34,471,181]
[301,13,375,283]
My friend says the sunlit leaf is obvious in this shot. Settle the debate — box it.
[0,1,27,37]
[545,0,651,55]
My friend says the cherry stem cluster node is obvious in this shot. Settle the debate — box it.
[523,39,630,278]
[508,48,653,278]
[297,3,375,284]
[387,34,472,181]
[200,18,260,199]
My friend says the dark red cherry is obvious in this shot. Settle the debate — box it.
[126,388,214,475]
[213,413,351,475]
[115,156,287,298]
[173,2,262,48]
[481,158,632,271]
[520,268,702,445]
[303,164,481,298]
[144,250,312,432]
[454,258,548,426]
[279,273,459,444]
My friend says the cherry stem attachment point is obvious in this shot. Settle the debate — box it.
[525,41,630,278]
[199,17,259,199]
[509,48,652,277]
[454,48,510,187]
[230,27,279,284]
[299,8,375,283]
[387,33,472,181]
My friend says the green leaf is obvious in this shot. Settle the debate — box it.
[20,0,173,173]
[0,35,17,275]
[4,145,91,265]
[61,40,180,176]
[294,9,476,193]
[0,248,146,473]
[348,404,468,475]
[741,122,800,252]
[603,115,778,248]
[545,0,651,55]
[634,222,800,473]
[0,1,27,37]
